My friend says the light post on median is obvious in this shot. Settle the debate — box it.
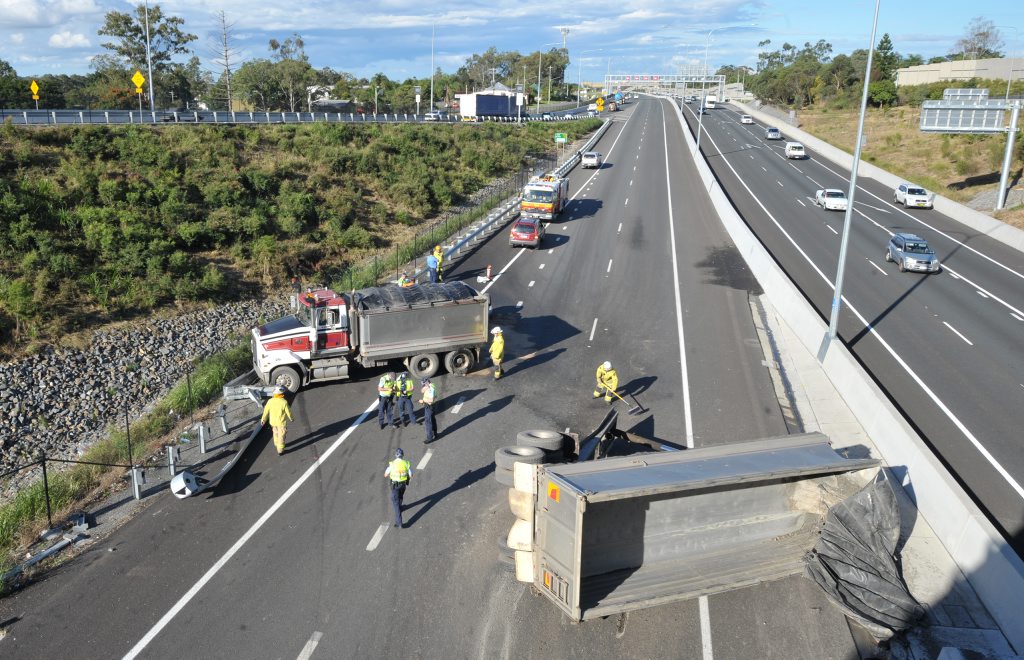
[537,43,560,114]
[695,24,755,153]
[826,0,881,344]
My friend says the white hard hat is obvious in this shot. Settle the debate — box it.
[602,361,612,370]
[491,326,502,334]
[274,385,287,395]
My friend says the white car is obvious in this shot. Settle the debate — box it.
[740,115,753,124]
[581,152,602,169]
[814,189,848,211]
[894,182,935,209]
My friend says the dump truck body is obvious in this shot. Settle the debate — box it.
[532,433,878,621]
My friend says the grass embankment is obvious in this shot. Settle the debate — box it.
[0,119,601,357]
[0,341,252,582]
[794,106,1024,228]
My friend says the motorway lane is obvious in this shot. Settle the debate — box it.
[1,98,858,660]
[681,100,1024,544]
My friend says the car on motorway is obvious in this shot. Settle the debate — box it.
[765,127,782,140]
[740,114,753,124]
[785,142,807,159]
[587,103,598,111]
[885,233,941,273]
[814,189,849,211]
[542,112,553,120]
[423,112,443,122]
[581,152,603,169]
[509,218,545,248]
[894,182,935,209]
[587,110,598,117]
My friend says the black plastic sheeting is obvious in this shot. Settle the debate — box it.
[805,470,924,641]
[353,282,480,311]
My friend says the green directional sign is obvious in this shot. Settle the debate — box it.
[554,132,567,144]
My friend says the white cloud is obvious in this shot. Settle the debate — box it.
[48,30,89,48]
[10,32,24,44]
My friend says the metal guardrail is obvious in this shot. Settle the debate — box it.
[0,108,593,127]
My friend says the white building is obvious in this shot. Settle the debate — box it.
[895,57,1024,86]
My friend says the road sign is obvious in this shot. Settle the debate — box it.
[554,133,567,144]
[596,98,605,111]
[30,80,39,95]
[132,70,145,94]
[920,99,1008,133]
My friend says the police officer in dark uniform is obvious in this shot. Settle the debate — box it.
[384,448,412,528]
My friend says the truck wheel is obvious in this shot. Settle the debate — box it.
[495,466,514,486]
[271,366,302,393]
[495,445,545,470]
[406,353,440,379]
[444,348,476,376]
[516,430,563,452]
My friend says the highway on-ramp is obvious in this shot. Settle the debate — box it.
[0,99,862,659]
[680,99,1024,552]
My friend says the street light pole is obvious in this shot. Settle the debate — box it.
[143,0,156,112]
[695,28,720,153]
[826,0,882,343]
[576,49,603,107]
[429,24,435,113]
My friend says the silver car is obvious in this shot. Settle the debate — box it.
[885,233,941,273]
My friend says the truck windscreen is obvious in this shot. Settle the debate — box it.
[524,189,553,202]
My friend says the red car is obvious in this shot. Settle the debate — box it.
[509,218,545,248]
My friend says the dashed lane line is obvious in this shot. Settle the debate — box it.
[589,317,598,342]
[366,523,389,551]
[607,259,613,273]
[796,199,806,207]
[866,259,888,276]
[451,396,466,415]
[528,280,535,287]
[943,321,974,346]
[416,450,434,470]
[297,631,323,660]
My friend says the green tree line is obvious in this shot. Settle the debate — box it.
[0,118,600,353]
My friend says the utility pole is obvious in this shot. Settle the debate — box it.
[143,0,155,112]
[429,24,435,113]
[548,65,552,102]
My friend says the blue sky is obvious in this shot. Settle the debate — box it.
[1,1,1022,81]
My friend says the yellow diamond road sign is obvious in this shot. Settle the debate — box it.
[596,98,605,110]
[132,70,145,88]
[30,80,39,95]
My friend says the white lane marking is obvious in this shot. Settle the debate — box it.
[297,631,323,660]
[629,179,633,186]
[761,166,767,172]
[416,450,433,470]
[1013,313,1023,322]
[777,180,783,187]
[480,246,528,294]
[607,259,613,273]
[810,158,1024,283]
[977,290,989,299]
[942,265,1024,319]
[789,163,801,172]
[661,103,696,448]
[548,248,553,254]
[516,300,523,308]
[942,321,973,345]
[806,175,823,187]
[867,259,888,276]
[625,198,629,206]
[796,199,806,207]
[124,399,379,659]
[699,596,713,660]
[451,397,466,414]
[633,165,637,171]
[538,263,545,270]
[564,426,570,433]
[562,225,567,230]
[528,280,535,287]
[366,523,389,552]
[854,202,890,214]
[694,123,1024,502]
[750,154,754,159]
[827,225,839,235]
[617,222,623,233]
[589,317,598,342]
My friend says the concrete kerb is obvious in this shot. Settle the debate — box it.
[731,100,1024,253]
[672,98,1024,650]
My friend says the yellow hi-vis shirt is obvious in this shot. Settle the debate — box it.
[595,365,618,392]
[489,334,504,361]
[433,248,444,268]
[385,458,412,482]
[261,395,293,427]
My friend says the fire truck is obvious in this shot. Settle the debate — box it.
[520,175,570,220]
[251,282,489,392]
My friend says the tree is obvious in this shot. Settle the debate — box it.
[208,11,242,111]
[233,59,282,110]
[96,4,197,105]
[901,54,925,67]
[874,33,900,80]
[269,33,315,112]
[0,59,30,107]
[951,17,1004,60]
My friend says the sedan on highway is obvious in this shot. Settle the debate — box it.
[509,218,545,248]
[814,189,849,211]
[885,233,941,273]
[894,182,935,209]
[740,115,753,124]
[765,127,782,140]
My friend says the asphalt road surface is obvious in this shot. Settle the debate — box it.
[0,99,864,659]
[680,100,1024,553]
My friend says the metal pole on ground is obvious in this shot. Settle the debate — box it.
[41,455,53,529]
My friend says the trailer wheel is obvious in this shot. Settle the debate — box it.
[444,348,476,376]
[406,353,440,380]
[271,366,302,393]
[495,445,545,470]
[516,430,564,452]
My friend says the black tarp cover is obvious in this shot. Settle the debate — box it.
[805,469,924,640]
[353,282,480,312]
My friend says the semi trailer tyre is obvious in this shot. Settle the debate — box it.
[495,466,515,486]
[407,353,440,380]
[495,445,545,470]
[271,366,302,393]
[515,430,564,452]
[444,348,476,376]
[498,536,515,559]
